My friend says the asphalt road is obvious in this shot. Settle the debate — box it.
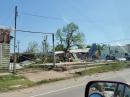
[30,69,130,97]
[0,68,130,97]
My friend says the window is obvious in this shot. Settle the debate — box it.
[124,87,130,97]
[115,84,125,97]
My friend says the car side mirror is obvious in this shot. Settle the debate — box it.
[85,81,130,97]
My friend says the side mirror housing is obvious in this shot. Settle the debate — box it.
[85,81,130,97]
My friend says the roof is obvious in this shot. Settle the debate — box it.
[55,51,64,55]
[55,48,90,55]
[0,26,12,32]
[70,48,90,53]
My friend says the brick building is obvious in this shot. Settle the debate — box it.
[0,27,11,71]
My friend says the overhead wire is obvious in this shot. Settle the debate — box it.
[21,12,63,21]
[100,38,130,44]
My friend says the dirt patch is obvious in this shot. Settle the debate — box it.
[0,73,11,76]
[20,70,71,82]
[18,66,100,82]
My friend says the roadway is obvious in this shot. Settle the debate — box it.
[0,68,130,97]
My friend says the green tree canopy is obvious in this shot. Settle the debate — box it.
[55,22,85,51]
[55,44,64,51]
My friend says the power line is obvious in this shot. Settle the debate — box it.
[14,28,130,44]
[21,12,63,21]
[100,38,130,44]
[16,29,53,34]
[15,29,55,66]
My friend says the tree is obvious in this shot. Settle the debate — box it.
[55,22,85,52]
[96,44,107,56]
[55,44,64,51]
[26,41,39,54]
[55,29,64,45]
[86,45,92,48]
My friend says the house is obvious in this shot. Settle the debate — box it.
[0,27,11,71]
[55,48,90,62]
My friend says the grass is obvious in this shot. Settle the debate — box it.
[0,74,33,92]
[24,64,45,68]
[75,62,128,76]
[23,64,54,71]
[0,74,70,92]
[0,62,129,92]
[35,77,70,85]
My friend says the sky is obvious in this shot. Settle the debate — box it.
[1,0,130,52]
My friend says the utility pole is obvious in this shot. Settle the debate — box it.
[13,6,18,74]
[17,41,20,55]
[15,29,55,67]
[52,33,55,66]
[44,35,47,55]
[42,35,48,63]
[109,46,110,55]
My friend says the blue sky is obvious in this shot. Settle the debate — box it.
[1,0,130,52]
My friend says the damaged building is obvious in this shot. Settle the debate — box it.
[0,27,11,71]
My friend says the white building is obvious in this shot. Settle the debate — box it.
[101,45,130,59]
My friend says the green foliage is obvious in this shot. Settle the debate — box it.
[76,62,127,76]
[55,22,85,51]
[86,45,92,48]
[46,55,53,62]
[55,29,64,44]
[0,75,33,92]
[96,44,108,56]
[55,44,64,51]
